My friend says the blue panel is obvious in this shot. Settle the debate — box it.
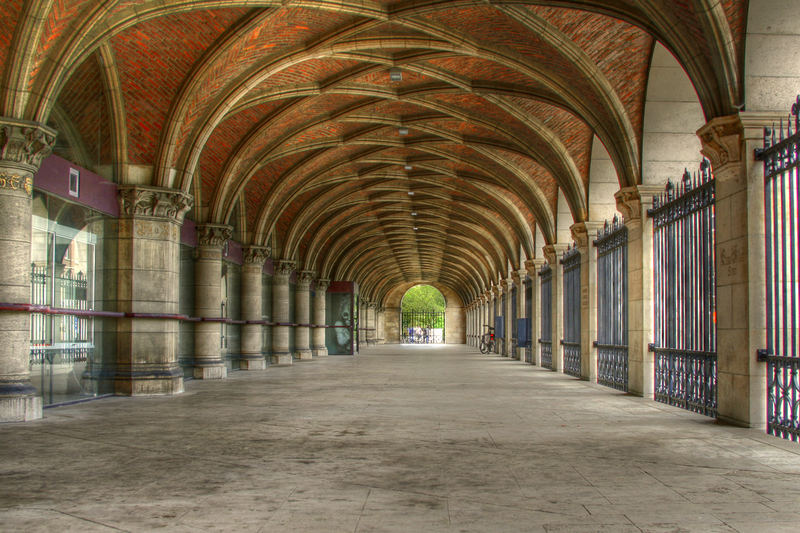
[494,315,504,338]
[517,318,531,347]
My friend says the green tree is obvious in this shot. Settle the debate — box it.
[402,285,445,313]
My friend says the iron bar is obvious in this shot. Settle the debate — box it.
[539,264,552,369]
[561,246,581,378]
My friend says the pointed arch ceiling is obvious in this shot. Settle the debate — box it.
[2,0,748,304]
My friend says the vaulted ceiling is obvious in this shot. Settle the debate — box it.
[1,0,747,305]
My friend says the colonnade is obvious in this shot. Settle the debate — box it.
[465,114,772,430]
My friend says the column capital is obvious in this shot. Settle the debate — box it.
[542,243,569,265]
[570,221,604,249]
[197,223,232,247]
[614,184,665,223]
[367,301,377,309]
[243,245,271,265]
[524,257,546,276]
[697,114,744,169]
[274,259,296,279]
[491,284,502,298]
[512,269,527,285]
[0,118,57,175]
[502,277,514,292]
[296,270,315,289]
[315,278,330,291]
[118,185,193,224]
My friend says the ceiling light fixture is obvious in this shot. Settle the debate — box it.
[404,164,413,170]
[398,127,409,135]
[407,191,414,196]
[389,67,402,81]
[411,212,417,216]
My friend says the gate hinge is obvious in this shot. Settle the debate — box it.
[756,349,769,362]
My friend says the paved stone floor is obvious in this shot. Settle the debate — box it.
[2,345,800,532]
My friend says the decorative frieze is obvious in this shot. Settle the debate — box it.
[0,119,57,171]
[118,185,193,224]
[0,172,33,196]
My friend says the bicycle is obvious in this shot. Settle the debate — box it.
[479,326,496,354]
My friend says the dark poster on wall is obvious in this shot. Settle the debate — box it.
[326,282,354,355]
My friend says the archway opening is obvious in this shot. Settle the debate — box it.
[401,285,446,344]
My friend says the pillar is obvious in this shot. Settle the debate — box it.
[193,224,232,379]
[526,258,546,366]
[699,114,766,427]
[513,269,527,360]
[294,270,314,360]
[503,277,514,357]
[271,259,295,366]
[376,306,385,344]
[572,222,604,382]
[115,185,192,395]
[0,119,55,421]
[616,185,663,397]
[366,302,377,344]
[240,246,270,370]
[488,288,497,353]
[312,278,330,357]
[544,244,569,372]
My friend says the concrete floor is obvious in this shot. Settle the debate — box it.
[1,345,800,533]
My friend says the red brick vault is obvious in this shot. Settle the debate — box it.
[1,0,747,305]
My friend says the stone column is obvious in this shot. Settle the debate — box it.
[513,269,527,360]
[488,288,497,353]
[526,258,546,366]
[503,277,514,357]
[294,270,314,360]
[616,185,662,397]
[366,302,377,344]
[193,224,232,379]
[544,244,569,371]
[312,278,330,357]
[240,246,270,370]
[572,222,604,382]
[699,114,766,427]
[0,119,55,421]
[376,306,385,344]
[115,185,192,395]
[271,260,295,365]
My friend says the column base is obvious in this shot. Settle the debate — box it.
[114,366,184,396]
[193,364,227,380]
[295,349,313,360]
[271,353,293,366]
[0,384,42,422]
[516,348,526,361]
[313,346,328,357]
[239,356,266,371]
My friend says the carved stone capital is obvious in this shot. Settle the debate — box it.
[542,243,568,265]
[502,277,515,292]
[614,186,642,222]
[697,114,743,169]
[274,259,296,279]
[118,185,193,224]
[243,245,270,265]
[315,278,330,292]
[367,301,377,310]
[570,221,604,249]
[524,258,546,276]
[512,269,527,285]
[0,118,57,173]
[296,270,316,289]
[197,224,232,248]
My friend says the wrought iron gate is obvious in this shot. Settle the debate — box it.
[648,161,717,417]
[539,264,552,368]
[756,97,800,442]
[562,246,581,378]
[594,217,628,391]
[401,311,445,343]
[525,279,533,363]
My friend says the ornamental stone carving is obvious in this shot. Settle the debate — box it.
[296,270,316,289]
[243,245,271,265]
[118,185,193,223]
[197,224,232,247]
[315,278,330,292]
[524,258,546,275]
[697,115,743,169]
[0,119,57,171]
[0,172,33,196]
[274,259,296,279]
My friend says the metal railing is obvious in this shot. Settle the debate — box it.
[648,161,717,417]
[756,96,800,442]
[401,310,445,344]
[595,216,628,391]
[539,264,552,369]
[562,245,581,378]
